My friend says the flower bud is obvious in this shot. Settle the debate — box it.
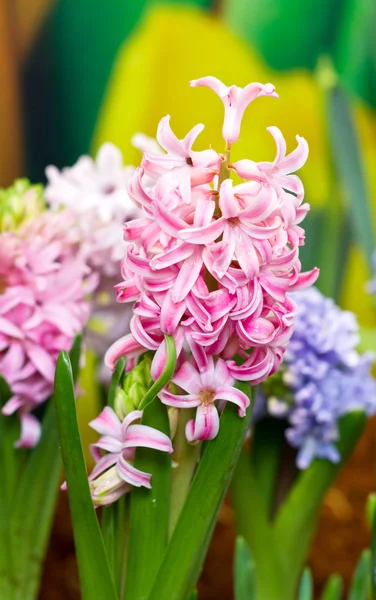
[0,179,45,232]
[114,358,152,419]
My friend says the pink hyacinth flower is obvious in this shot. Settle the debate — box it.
[159,357,250,442]
[88,407,173,505]
[190,76,278,147]
[231,126,309,200]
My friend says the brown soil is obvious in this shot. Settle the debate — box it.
[39,417,376,599]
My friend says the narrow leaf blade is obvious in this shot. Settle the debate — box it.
[321,574,343,600]
[234,536,256,600]
[148,384,253,600]
[326,85,375,267]
[108,357,126,409]
[298,568,313,600]
[349,550,370,600]
[124,399,171,600]
[54,351,117,600]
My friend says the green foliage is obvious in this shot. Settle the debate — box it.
[234,536,256,600]
[54,351,117,600]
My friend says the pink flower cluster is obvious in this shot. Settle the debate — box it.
[105,76,318,444]
[0,211,94,447]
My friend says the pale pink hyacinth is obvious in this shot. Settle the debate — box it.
[0,211,94,447]
[45,143,139,277]
[159,357,249,442]
[105,76,319,443]
[45,143,142,357]
[87,407,173,504]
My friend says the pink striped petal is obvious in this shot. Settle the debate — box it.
[278,134,308,174]
[117,454,152,488]
[104,334,144,370]
[289,267,320,291]
[152,200,188,236]
[179,218,225,244]
[88,452,119,482]
[0,317,24,339]
[89,406,122,438]
[2,395,24,415]
[150,242,193,270]
[123,424,173,453]
[95,436,124,453]
[214,386,250,417]
[171,248,203,302]
[193,196,216,227]
[172,360,202,394]
[160,290,186,335]
[185,403,219,442]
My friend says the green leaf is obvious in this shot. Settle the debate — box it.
[54,351,117,600]
[108,357,126,409]
[234,536,256,600]
[70,335,82,381]
[371,504,376,599]
[148,384,253,600]
[223,0,339,71]
[102,497,129,597]
[251,417,285,517]
[326,85,375,268]
[139,334,176,410]
[124,399,171,600]
[231,450,285,599]
[274,411,366,592]
[8,403,61,600]
[349,550,370,600]
[298,568,313,600]
[321,574,343,600]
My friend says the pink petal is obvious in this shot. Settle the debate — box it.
[2,395,23,415]
[179,218,225,245]
[214,386,250,417]
[24,341,55,382]
[151,200,188,237]
[117,454,152,488]
[289,267,320,291]
[278,134,308,174]
[124,424,173,453]
[219,179,239,218]
[171,248,203,302]
[104,334,144,370]
[160,290,186,335]
[15,413,41,448]
[182,123,205,154]
[172,360,202,394]
[185,403,219,442]
[159,389,201,408]
[150,242,193,270]
[0,317,24,339]
[89,453,119,482]
[157,115,186,157]
[234,229,259,279]
[95,436,124,453]
[193,196,216,227]
[89,406,122,438]
[265,126,287,166]
[189,76,229,97]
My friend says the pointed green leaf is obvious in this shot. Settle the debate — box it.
[8,403,61,600]
[251,417,284,517]
[101,496,129,598]
[54,351,117,600]
[321,574,343,600]
[274,411,366,588]
[326,85,375,267]
[371,502,376,599]
[349,550,370,600]
[298,568,313,600]
[70,335,82,381]
[108,357,126,409]
[148,384,253,600]
[124,399,171,600]
[234,536,256,600]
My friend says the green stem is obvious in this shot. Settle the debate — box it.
[218,149,231,187]
[139,335,176,410]
[169,409,201,536]
[231,449,288,600]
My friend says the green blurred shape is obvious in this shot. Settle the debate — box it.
[23,0,212,182]
[334,0,376,107]
[223,0,342,71]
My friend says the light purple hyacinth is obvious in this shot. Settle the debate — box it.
[261,287,376,469]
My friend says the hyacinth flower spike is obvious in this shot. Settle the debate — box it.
[159,358,250,442]
[190,76,278,147]
[88,407,173,504]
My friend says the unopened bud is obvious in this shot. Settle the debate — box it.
[0,179,45,232]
